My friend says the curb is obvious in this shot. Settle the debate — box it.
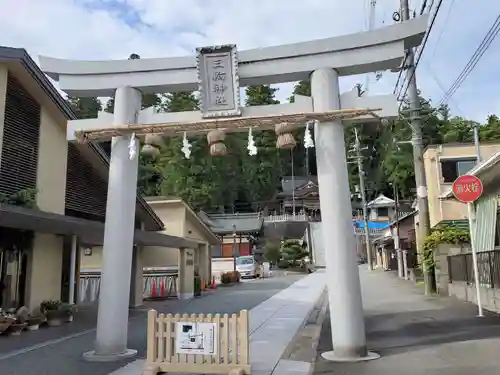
[279,289,328,361]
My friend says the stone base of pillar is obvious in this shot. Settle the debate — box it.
[82,348,137,363]
[178,293,194,300]
[321,350,380,363]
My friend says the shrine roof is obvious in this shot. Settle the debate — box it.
[281,176,318,195]
[205,212,264,234]
[367,194,395,207]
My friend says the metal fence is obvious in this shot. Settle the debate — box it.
[79,269,178,304]
[448,250,500,288]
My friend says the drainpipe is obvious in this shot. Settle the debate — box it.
[69,235,77,305]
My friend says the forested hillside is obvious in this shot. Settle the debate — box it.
[66,81,500,213]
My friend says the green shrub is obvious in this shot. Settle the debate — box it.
[221,272,232,284]
[264,242,281,264]
[231,270,241,283]
[278,260,289,269]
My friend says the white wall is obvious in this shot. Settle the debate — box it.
[310,222,326,267]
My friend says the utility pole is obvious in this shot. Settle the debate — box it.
[473,123,482,163]
[291,148,296,217]
[392,184,404,278]
[401,0,434,294]
[354,128,373,271]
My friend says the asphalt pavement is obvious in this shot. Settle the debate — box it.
[313,267,500,375]
[0,273,304,375]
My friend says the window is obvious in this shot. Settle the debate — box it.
[441,158,476,183]
[377,207,389,217]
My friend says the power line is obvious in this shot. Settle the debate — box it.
[438,15,500,107]
[393,0,441,97]
[396,0,444,110]
[423,62,465,114]
[429,0,456,59]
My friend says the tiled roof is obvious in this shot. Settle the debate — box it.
[206,212,263,234]
[281,176,317,194]
[367,194,395,207]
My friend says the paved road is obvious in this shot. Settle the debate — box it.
[313,267,500,375]
[0,274,304,375]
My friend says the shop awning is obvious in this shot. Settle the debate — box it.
[0,203,197,249]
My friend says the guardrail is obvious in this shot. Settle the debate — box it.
[353,227,387,235]
[264,213,309,222]
[144,309,250,375]
[79,269,179,304]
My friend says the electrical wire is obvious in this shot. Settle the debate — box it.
[392,0,439,96]
[429,0,456,59]
[395,0,444,110]
[424,62,465,114]
[437,15,500,107]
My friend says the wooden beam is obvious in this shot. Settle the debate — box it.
[74,108,382,143]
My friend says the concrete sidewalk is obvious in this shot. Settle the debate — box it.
[314,267,500,375]
[110,270,327,375]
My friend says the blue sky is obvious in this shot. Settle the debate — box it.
[0,0,499,122]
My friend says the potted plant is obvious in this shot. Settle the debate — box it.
[26,315,44,331]
[40,300,64,327]
[60,303,75,322]
[8,319,27,336]
[230,270,241,283]
[0,313,16,334]
[220,272,232,285]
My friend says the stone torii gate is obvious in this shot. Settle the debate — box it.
[40,15,427,363]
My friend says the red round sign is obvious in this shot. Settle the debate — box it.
[452,175,483,203]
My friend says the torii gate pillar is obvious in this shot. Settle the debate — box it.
[312,68,379,362]
[83,86,141,362]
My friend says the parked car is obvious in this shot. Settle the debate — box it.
[236,256,259,278]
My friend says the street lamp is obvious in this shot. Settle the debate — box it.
[232,224,237,271]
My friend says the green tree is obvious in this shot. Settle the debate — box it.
[66,97,102,119]
[288,80,311,102]
[264,241,281,264]
[158,92,238,210]
[240,85,283,209]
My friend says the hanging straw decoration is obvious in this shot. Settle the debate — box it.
[181,132,192,159]
[207,130,227,156]
[145,133,164,149]
[141,133,163,157]
[303,121,315,149]
[247,127,257,156]
[275,122,296,149]
[141,144,160,157]
[128,133,138,160]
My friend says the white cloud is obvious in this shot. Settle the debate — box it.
[0,0,499,122]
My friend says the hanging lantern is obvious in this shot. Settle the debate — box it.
[141,144,160,157]
[207,130,227,156]
[275,122,296,149]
